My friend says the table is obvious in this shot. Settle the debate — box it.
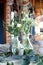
[0,56,22,65]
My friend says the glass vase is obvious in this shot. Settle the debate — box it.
[10,35,19,55]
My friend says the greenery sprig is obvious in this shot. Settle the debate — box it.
[21,12,35,34]
[7,62,14,65]
[7,20,21,36]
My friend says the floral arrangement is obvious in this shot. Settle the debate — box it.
[6,11,35,55]
[7,11,35,36]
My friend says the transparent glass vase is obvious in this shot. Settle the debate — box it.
[10,35,19,55]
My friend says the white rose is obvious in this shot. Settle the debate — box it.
[17,23,22,27]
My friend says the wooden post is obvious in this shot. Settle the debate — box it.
[5,0,11,44]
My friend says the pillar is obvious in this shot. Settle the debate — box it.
[5,0,11,43]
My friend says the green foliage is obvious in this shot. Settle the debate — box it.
[7,62,14,65]
[7,21,20,36]
[14,15,19,22]
[11,62,14,65]
[21,12,35,34]
[37,61,43,65]
[29,54,43,64]
[14,38,18,47]
[23,49,33,55]
[6,13,21,36]
[14,48,19,55]
[7,62,10,65]
[7,26,13,34]
[25,38,29,48]
[7,12,35,36]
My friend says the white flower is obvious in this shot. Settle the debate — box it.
[22,17,26,21]
[12,22,14,26]
[17,23,22,27]
[14,10,18,16]
[11,11,14,20]
[25,14,28,18]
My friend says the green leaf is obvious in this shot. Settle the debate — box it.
[11,62,14,65]
[38,61,43,65]
[23,49,33,55]
[7,62,10,65]
[10,19,14,24]
[7,26,14,34]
